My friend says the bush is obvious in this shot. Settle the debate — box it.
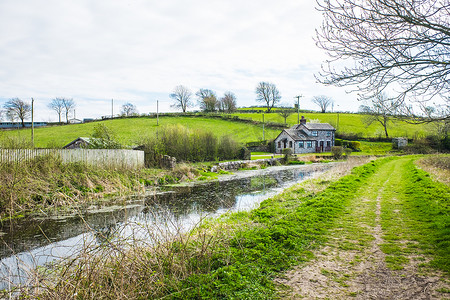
[140,125,242,165]
[350,141,361,151]
[282,148,293,164]
[344,148,352,157]
[335,139,343,146]
[239,147,251,160]
[331,146,344,159]
[218,135,240,160]
[404,143,434,154]
[89,124,122,149]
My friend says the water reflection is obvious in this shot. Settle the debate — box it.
[0,164,332,289]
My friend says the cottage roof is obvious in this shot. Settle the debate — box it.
[292,122,335,131]
[284,129,308,141]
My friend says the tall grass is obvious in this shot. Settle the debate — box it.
[0,154,144,219]
[140,124,242,166]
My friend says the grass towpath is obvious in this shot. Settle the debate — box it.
[277,156,450,299]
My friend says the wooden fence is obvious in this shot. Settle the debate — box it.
[0,149,145,169]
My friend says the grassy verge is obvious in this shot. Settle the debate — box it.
[12,156,449,299]
[22,158,384,299]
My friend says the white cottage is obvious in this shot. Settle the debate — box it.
[274,116,336,154]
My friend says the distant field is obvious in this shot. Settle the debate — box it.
[232,111,433,138]
[0,112,433,149]
[0,117,281,148]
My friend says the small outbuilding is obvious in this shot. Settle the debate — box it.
[274,116,336,154]
[392,137,408,149]
[63,137,92,149]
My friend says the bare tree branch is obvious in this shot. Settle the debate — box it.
[255,82,281,112]
[315,0,449,119]
[196,89,218,112]
[3,98,31,128]
[312,95,333,113]
[220,92,237,113]
[121,102,138,116]
[170,85,193,113]
[48,98,65,124]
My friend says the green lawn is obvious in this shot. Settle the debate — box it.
[0,116,281,148]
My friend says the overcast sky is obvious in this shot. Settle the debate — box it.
[0,0,360,122]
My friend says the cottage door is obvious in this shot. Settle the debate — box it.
[320,141,324,152]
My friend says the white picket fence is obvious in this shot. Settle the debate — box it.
[0,149,145,169]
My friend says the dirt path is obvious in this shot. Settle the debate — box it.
[276,158,450,299]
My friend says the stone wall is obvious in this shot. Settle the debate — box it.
[210,158,283,172]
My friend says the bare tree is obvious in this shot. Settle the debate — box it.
[220,92,237,113]
[312,95,333,113]
[170,85,193,113]
[121,102,138,116]
[359,93,399,138]
[255,82,281,113]
[278,109,293,125]
[196,89,218,112]
[48,98,65,124]
[3,98,31,127]
[60,98,75,124]
[315,0,449,121]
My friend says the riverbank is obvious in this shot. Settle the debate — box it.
[12,155,448,299]
[0,152,338,220]
[5,155,447,299]
[0,154,210,220]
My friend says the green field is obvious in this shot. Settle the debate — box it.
[0,117,280,148]
[0,112,434,149]
[232,111,433,138]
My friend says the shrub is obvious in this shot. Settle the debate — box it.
[350,141,361,151]
[0,136,33,149]
[335,139,343,146]
[218,135,240,160]
[344,148,352,157]
[239,147,251,160]
[139,125,241,165]
[404,143,434,154]
[331,146,344,159]
[282,148,293,163]
[89,124,122,149]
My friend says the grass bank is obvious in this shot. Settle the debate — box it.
[10,155,449,299]
[18,158,380,298]
[0,155,220,220]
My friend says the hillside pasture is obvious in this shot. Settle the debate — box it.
[231,112,433,138]
[0,117,281,149]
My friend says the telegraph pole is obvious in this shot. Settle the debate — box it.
[294,95,303,124]
[31,98,34,148]
[262,113,265,141]
[111,99,114,119]
[157,100,159,126]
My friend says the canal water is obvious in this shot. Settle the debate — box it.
[0,163,334,289]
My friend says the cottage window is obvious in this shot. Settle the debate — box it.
[278,141,281,148]
[326,141,331,147]
[298,141,304,148]
[311,131,318,136]
[327,131,331,137]
[289,141,292,148]
[306,141,312,148]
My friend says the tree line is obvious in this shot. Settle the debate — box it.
[0,97,140,127]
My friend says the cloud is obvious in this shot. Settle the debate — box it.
[0,0,359,121]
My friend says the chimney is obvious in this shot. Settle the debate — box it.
[300,116,307,125]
